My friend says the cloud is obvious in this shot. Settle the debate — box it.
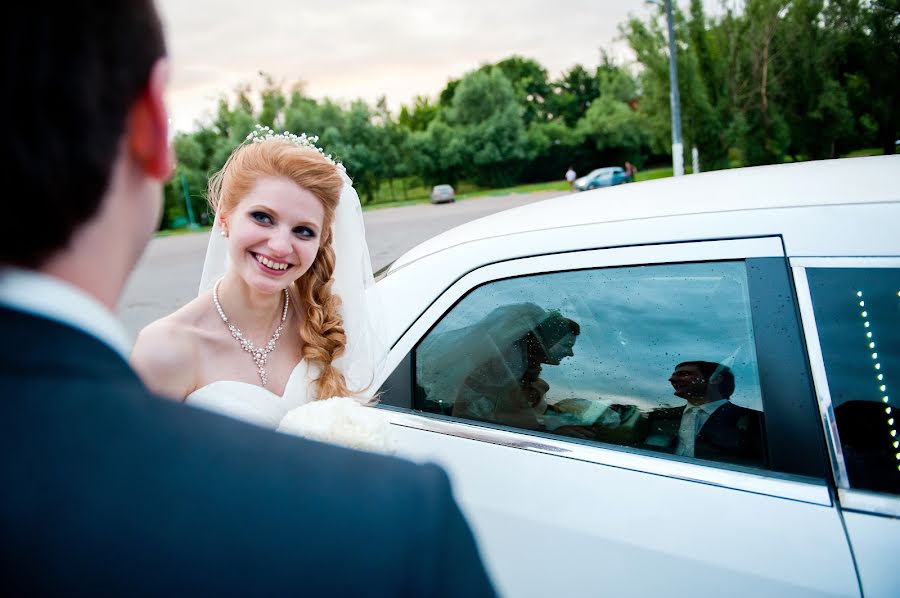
[157,0,653,130]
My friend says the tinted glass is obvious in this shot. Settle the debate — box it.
[414,261,768,469]
[807,267,900,494]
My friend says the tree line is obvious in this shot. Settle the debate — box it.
[164,0,898,229]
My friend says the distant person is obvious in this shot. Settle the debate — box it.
[644,361,764,466]
[624,161,638,181]
[0,2,495,595]
[565,166,577,191]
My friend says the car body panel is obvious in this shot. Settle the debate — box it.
[386,417,858,597]
[842,509,900,597]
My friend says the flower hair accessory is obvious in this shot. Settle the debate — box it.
[245,124,343,169]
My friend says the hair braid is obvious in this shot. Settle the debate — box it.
[293,240,352,400]
[209,138,352,399]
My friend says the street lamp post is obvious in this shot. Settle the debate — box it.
[180,174,198,229]
[664,0,684,176]
[648,0,685,176]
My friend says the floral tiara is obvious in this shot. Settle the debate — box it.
[245,124,343,169]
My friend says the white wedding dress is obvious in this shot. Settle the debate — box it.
[185,361,320,429]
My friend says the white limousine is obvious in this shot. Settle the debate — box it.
[373,155,899,598]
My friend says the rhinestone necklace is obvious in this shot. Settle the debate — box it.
[212,280,289,387]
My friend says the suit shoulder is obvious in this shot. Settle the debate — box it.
[719,401,758,419]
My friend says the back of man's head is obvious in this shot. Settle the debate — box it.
[1,2,166,268]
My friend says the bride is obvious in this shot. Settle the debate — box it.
[131,126,386,430]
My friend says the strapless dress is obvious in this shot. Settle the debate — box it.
[185,360,319,429]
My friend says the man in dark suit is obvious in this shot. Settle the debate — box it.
[643,361,765,467]
[0,3,495,596]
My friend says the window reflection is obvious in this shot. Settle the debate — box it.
[808,268,900,494]
[414,261,767,469]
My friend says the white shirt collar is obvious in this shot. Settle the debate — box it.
[0,267,131,359]
[687,398,729,416]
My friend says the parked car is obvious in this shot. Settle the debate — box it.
[573,166,632,190]
[430,184,456,204]
[373,156,900,597]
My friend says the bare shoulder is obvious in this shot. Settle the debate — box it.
[131,296,211,400]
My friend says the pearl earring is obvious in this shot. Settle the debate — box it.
[220,228,228,238]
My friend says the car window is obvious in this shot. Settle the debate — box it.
[414,260,768,470]
[807,267,900,494]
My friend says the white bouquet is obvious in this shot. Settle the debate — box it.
[276,397,395,455]
[540,398,621,431]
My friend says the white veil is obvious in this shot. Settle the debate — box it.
[198,169,389,398]
[416,302,549,403]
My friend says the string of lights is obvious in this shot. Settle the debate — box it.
[856,289,898,472]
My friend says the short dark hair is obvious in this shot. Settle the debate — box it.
[675,360,735,398]
[2,3,166,267]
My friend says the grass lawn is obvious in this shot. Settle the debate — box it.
[635,166,674,182]
[361,179,569,211]
[458,180,569,198]
[842,148,882,158]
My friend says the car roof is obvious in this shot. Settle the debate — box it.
[392,156,899,269]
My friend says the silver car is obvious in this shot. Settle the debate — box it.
[430,184,455,204]
[374,156,900,597]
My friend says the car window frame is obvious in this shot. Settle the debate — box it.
[378,236,832,501]
[791,257,900,518]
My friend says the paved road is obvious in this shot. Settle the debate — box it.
[117,190,563,336]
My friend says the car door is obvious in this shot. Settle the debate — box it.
[378,237,859,597]
[792,259,900,597]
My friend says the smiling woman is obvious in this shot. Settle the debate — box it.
[219,175,326,295]
[130,127,387,427]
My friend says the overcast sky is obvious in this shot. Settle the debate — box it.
[157,0,662,132]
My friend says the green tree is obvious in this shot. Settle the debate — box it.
[329,101,384,204]
[447,68,530,187]
[576,71,650,163]
[398,95,438,131]
[523,119,584,182]
[625,2,728,168]
[547,65,599,127]
[490,56,552,124]
[827,0,899,155]
[412,120,466,186]
[257,73,287,130]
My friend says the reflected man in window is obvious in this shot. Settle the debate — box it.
[645,361,764,466]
